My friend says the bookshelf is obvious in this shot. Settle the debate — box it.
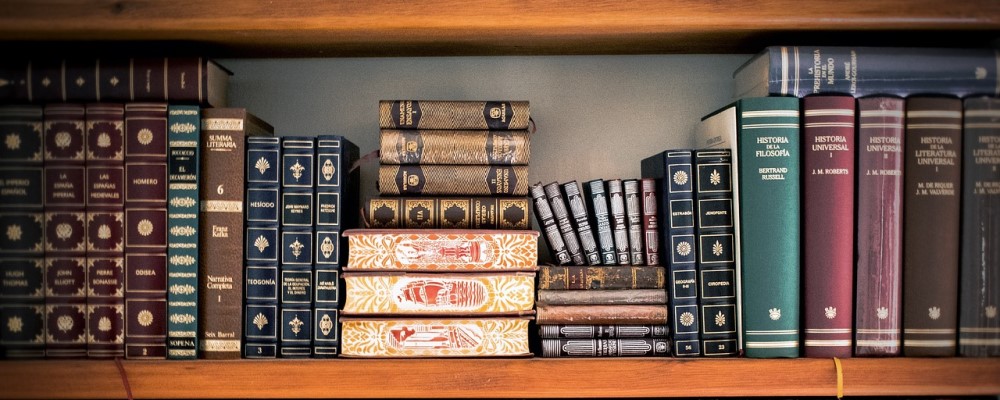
[2,0,1000,399]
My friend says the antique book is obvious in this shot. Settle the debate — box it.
[583,179,617,265]
[540,338,670,357]
[342,272,535,315]
[801,95,856,358]
[123,103,169,359]
[199,108,273,359]
[623,179,645,265]
[344,229,538,272]
[903,97,963,357]
[379,129,530,165]
[606,179,631,265]
[165,105,200,360]
[855,96,905,357]
[734,46,1000,99]
[543,182,585,265]
[959,97,1000,357]
[362,196,531,230]
[693,149,738,357]
[530,184,570,265]
[562,181,601,265]
[340,317,531,357]
[84,103,126,359]
[537,266,665,290]
[641,149,700,356]
[0,58,230,106]
[535,305,669,325]
[44,103,88,358]
[0,105,45,358]
[639,178,659,266]
[378,164,528,196]
[279,137,315,358]
[378,100,530,130]
[243,136,281,359]
[538,325,669,339]
[536,289,667,305]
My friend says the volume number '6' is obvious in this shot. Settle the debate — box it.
[217,185,224,195]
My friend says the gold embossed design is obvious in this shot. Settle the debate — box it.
[169,284,196,295]
[169,255,196,266]
[137,219,154,237]
[289,316,304,335]
[346,230,537,271]
[710,169,722,185]
[405,199,435,228]
[437,199,469,229]
[378,101,531,130]
[368,199,399,227]
[290,239,304,259]
[498,199,530,229]
[380,130,531,165]
[6,316,23,333]
[343,273,535,314]
[55,131,72,148]
[378,165,529,196]
[56,223,73,240]
[97,132,111,148]
[290,161,305,181]
[5,133,20,150]
[321,158,335,182]
[201,339,241,351]
[320,236,334,258]
[137,128,154,145]
[253,313,268,331]
[169,226,196,237]
[319,313,335,336]
[169,197,197,208]
[6,224,21,241]
[98,224,112,240]
[138,310,153,327]
[98,316,112,332]
[255,157,270,175]
[169,314,196,324]
[170,122,197,134]
[57,315,74,332]
[254,235,270,253]
[341,318,530,357]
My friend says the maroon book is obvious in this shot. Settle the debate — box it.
[802,95,856,358]
[903,97,962,357]
[43,104,88,358]
[640,178,660,266]
[855,96,905,357]
[84,103,126,359]
[123,103,169,359]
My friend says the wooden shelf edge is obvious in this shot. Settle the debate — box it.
[0,358,997,399]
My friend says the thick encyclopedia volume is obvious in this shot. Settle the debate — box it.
[378,165,528,196]
[903,97,963,357]
[379,129,530,165]
[342,272,536,315]
[244,136,281,359]
[340,317,531,357]
[165,105,200,359]
[536,290,667,305]
[0,105,45,358]
[959,97,1000,357]
[543,182,585,265]
[378,100,530,130]
[541,338,670,357]
[583,179,617,265]
[562,181,601,265]
[199,108,274,359]
[693,149,737,357]
[801,96,855,358]
[344,229,538,272]
[538,266,665,290]
[363,197,531,230]
[606,179,631,265]
[536,305,669,325]
[733,46,1000,99]
[623,180,645,265]
[279,137,315,358]
[855,97,905,357]
[530,183,570,265]
[539,325,669,339]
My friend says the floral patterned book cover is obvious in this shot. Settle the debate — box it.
[344,229,538,271]
[343,272,536,315]
[340,317,531,357]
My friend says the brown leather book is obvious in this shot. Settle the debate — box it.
[379,129,530,165]
[378,165,529,196]
[537,266,665,290]
[536,305,669,325]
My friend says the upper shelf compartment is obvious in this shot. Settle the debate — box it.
[0,0,998,57]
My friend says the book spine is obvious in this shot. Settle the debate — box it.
[959,97,1000,357]
[379,129,530,165]
[640,178,659,266]
[84,103,126,359]
[855,97,905,357]
[344,230,539,272]
[362,197,531,230]
[342,272,536,314]
[279,137,315,358]
[623,179,645,265]
[606,179,631,265]
[378,165,528,196]
[583,180,617,265]
[536,305,669,325]
[694,149,738,357]
[0,105,46,358]
[737,97,800,358]
[536,290,667,305]
[801,96,856,358]
[340,318,531,357]
[165,105,200,359]
[903,97,963,357]
[33,59,65,102]
[43,104,88,358]
[530,183,570,265]
[537,266,665,290]
[378,100,530,130]
[243,136,281,359]
[538,325,669,339]
[123,103,169,359]
[560,181,599,265]
[540,338,670,357]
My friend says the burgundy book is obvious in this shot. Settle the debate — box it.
[84,103,126,358]
[855,96,905,357]
[903,97,963,357]
[802,95,856,358]
[639,178,659,266]
[123,103,169,359]
[43,104,88,358]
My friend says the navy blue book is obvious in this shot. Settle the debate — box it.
[312,135,359,358]
[279,137,315,358]
[641,149,700,357]
[244,136,281,358]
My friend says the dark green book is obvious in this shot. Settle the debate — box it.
[166,105,201,359]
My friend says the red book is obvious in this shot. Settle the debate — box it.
[802,95,856,358]
[854,97,905,357]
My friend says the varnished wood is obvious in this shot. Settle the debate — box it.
[0,358,997,399]
[0,0,998,56]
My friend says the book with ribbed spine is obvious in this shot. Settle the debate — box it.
[562,181,600,265]
[543,182,584,265]
[694,149,737,357]
[341,317,531,357]
[379,165,528,196]
[363,197,530,230]
[344,229,538,272]
[539,325,669,339]
[623,180,645,265]
[199,108,274,360]
[903,97,963,357]
[536,305,669,325]
[959,97,1000,357]
[164,105,200,359]
[855,96,904,357]
[378,101,530,130]
[583,179,616,265]
[639,178,659,266]
[606,179,631,265]
[530,183,570,265]
[0,105,45,358]
[279,136,315,358]
[536,290,667,305]
[538,266,665,290]
[243,136,281,359]
[379,129,530,165]
[343,272,535,315]
[541,338,670,357]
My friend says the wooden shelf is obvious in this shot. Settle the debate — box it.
[0,0,998,56]
[0,358,997,399]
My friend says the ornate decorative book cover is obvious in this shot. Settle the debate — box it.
[363,197,531,230]
[530,183,570,265]
[539,324,669,339]
[379,129,530,165]
[540,338,670,357]
[535,305,669,325]
[344,229,538,272]
[543,182,584,265]
[343,272,535,315]
[340,317,531,357]
[694,149,737,357]
[378,164,529,196]
[606,179,631,265]
[536,289,667,305]
[562,181,601,265]
[279,136,315,358]
[378,100,530,130]
[582,179,617,265]
[244,136,280,359]
[537,266,665,290]
[622,179,645,265]
[639,178,659,266]
[165,105,201,359]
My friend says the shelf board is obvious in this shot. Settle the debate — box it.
[0,0,998,56]
[0,357,997,399]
